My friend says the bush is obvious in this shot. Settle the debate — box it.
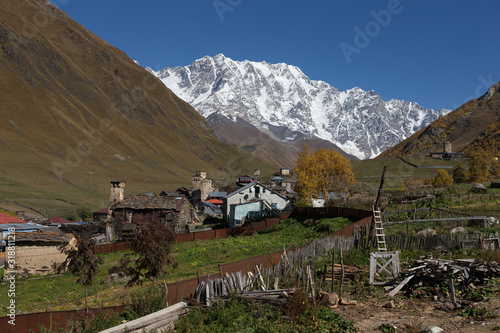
[432,169,454,188]
[175,291,356,332]
[122,290,166,321]
[461,306,496,319]
[33,311,123,333]
[313,217,351,234]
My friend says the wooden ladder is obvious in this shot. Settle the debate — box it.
[373,207,387,252]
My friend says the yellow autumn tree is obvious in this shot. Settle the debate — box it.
[295,144,355,206]
[468,149,492,182]
[432,169,454,187]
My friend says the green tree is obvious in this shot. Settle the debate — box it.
[55,236,103,314]
[295,144,355,206]
[452,162,469,183]
[127,219,178,307]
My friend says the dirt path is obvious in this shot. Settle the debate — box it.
[331,296,500,332]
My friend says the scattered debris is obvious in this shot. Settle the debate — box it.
[421,326,444,333]
[450,227,466,234]
[416,229,436,236]
[318,291,339,308]
[387,257,500,303]
[383,300,396,308]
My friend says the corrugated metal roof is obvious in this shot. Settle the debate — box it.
[209,191,227,197]
[48,216,73,224]
[0,212,26,224]
[0,223,48,231]
[206,199,223,205]
[225,182,288,201]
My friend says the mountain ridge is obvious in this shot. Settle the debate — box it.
[147,53,450,160]
[379,82,500,158]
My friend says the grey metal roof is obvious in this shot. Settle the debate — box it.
[209,191,227,197]
[0,223,49,231]
[224,182,288,201]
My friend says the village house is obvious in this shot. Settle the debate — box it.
[222,182,290,226]
[110,194,196,233]
[0,222,49,256]
[46,216,86,227]
[6,229,75,277]
[430,141,464,160]
[208,191,227,201]
[93,208,109,223]
[201,201,222,217]
[237,175,259,186]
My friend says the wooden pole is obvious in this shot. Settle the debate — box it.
[331,248,335,292]
[339,246,344,301]
[448,273,456,306]
[321,264,327,291]
[368,166,387,250]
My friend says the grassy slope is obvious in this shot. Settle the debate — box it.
[351,157,461,189]
[0,0,276,216]
[0,218,351,316]
[379,83,500,158]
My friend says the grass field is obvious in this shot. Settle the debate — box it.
[0,218,351,316]
[351,156,462,189]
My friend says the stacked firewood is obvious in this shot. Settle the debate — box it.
[388,258,500,298]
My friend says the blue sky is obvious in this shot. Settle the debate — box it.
[51,0,499,111]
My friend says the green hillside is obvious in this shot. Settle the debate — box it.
[0,0,274,216]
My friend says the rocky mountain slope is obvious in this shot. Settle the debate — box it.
[379,82,500,158]
[0,0,273,208]
[148,54,449,160]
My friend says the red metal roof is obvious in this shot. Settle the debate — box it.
[206,199,223,205]
[47,216,74,224]
[93,208,109,214]
[0,212,26,224]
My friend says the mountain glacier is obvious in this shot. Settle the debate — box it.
[147,54,449,159]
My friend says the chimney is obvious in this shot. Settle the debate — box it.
[109,180,126,204]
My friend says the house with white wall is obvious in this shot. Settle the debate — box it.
[222,183,290,226]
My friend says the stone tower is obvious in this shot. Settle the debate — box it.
[109,180,126,204]
[444,141,452,153]
[254,169,261,179]
[192,171,212,202]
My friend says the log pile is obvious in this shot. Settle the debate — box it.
[324,263,363,281]
[388,258,500,299]
[100,301,190,333]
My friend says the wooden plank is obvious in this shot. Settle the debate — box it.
[100,301,189,333]
[388,274,415,298]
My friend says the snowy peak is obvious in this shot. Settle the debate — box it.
[148,55,450,159]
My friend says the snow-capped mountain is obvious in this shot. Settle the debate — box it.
[147,54,450,159]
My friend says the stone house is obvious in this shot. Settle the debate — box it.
[6,229,75,277]
[110,194,196,233]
